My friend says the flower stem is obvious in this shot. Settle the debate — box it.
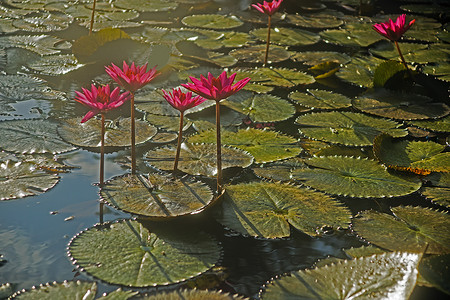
[395,40,413,80]
[89,0,96,35]
[174,112,184,174]
[216,100,222,194]
[263,15,272,66]
[130,92,136,174]
[100,112,105,187]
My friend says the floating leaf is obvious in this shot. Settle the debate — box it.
[249,67,315,87]
[188,128,302,163]
[58,117,157,148]
[291,156,422,198]
[145,113,192,132]
[261,252,421,299]
[10,281,97,300]
[418,254,450,295]
[286,14,343,29]
[253,158,306,182]
[142,289,246,299]
[12,12,73,32]
[336,55,385,88]
[215,182,351,238]
[192,29,254,50]
[250,27,320,47]
[370,42,448,64]
[353,206,450,254]
[0,34,63,55]
[0,74,59,102]
[422,62,450,82]
[289,89,351,110]
[422,187,450,208]
[408,115,450,133]
[0,160,59,201]
[229,45,290,64]
[114,0,178,12]
[354,89,450,121]
[344,245,387,258]
[144,143,253,177]
[374,134,449,174]
[0,119,76,154]
[26,54,84,75]
[68,219,221,287]
[315,144,376,159]
[373,60,408,88]
[72,28,130,60]
[223,93,295,122]
[100,173,214,218]
[320,26,383,47]
[182,14,243,30]
[296,111,407,146]
[291,51,351,66]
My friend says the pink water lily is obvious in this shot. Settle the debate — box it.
[105,61,159,92]
[162,88,206,113]
[252,0,283,16]
[373,14,415,42]
[181,71,251,101]
[74,84,130,123]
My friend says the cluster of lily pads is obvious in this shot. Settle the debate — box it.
[0,0,449,299]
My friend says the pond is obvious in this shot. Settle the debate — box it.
[0,0,449,299]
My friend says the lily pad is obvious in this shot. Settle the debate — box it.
[0,160,59,201]
[192,29,254,50]
[26,54,84,75]
[418,254,450,295]
[10,281,97,300]
[72,28,130,60]
[229,45,290,64]
[373,134,450,174]
[188,128,302,163]
[144,143,253,177]
[354,89,450,120]
[222,93,295,122]
[58,117,157,148]
[291,156,422,198]
[296,111,407,146]
[0,34,64,55]
[100,173,214,218]
[141,289,246,299]
[291,51,351,66]
[320,26,383,47]
[0,119,76,154]
[12,12,73,32]
[286,14,343,29]
[68,219,221,287]
[181,14,243,30]
[373,60,408,88]
[422,62,450,82]
[253,158,307,182]
[408,115,450,133]
[336,55,385,88]
[289,89,351,110]
[0,74,60,102]
[114,0,178,12]
[261,252,421,299]
[249,67,315,87]
[353,206,450,254]
[315,144,376,159]
[215,182,351,238]
[250,27,320,47]
[370,42,448,64]
[422,187,450,208]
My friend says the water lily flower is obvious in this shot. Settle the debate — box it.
[105,61,160,174]
[252,0,283,65]
[373,14,415,78]
[74,84,130,123]
[373,14,415,42]
[182,71,250,193]
[162,88,206,173]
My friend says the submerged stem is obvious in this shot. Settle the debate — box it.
[174,112,184,173]
[264,15,272,66]
[130,92,136,174]
[395,40,413,80]
[100,112,105,187]
[216,100,222,194]
[89,0,96,35]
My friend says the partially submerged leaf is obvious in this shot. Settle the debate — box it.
[72,28,130,60]
[10,281,97,300]
[418,254,450,295]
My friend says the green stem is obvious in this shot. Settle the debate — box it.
[130,92,136,174]
[216,100,222,194]
[263,15,271,66]
[100,112,105,186]
[89,0,96,35]
[395,40,413,80]
[174,112,184,173]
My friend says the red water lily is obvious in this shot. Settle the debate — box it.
[162,88,206,113]
[373,14,415,42]
[105,61,159,93]
[181,71,251,101]
[74,84,130,123]
[252,0,283,16]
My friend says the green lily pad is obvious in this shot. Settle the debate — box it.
[144,143,254,177]
[0,74,61,102]
[58,117,157,148]
[336,55,385,88]
[100,173,214,218]
[289,89,351,110]
[422,62,450,82]
[68,219,221,287]
[12,11,73,32]
[354,88,450,120]
[0,119,76,154]
[344,245,387,258]
[291,156,422,198]
[0,34,64,55]
[181,14,243,30]
[250,27,320,47]
[286,14,343,29]
[422,187,450,208]
[215,182,351,238]
[408,115,450,133]
[315,144,376,159]
[418,254,450,295]
[353,206,450,254]
[291,51,351,66]
[26,54,84,75]
[0,18,19,34]
[296,111,407,146]
[140,289,246,299]
[320,26,383,47]
[261,252,421,299]
[252,158,307,182]
[114,0,178,12]
[373,134,450,173]
[249,67,315,87]
[373,60,408,88]
[0,160,59,201]
[370,42,448,64]
[10,281,97,300]
[229,45,290,64]
[192,29,254,50]
[188,128,302,163]
[223,92,295,122]
[401,3,450,15]
[145,113,192,132]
